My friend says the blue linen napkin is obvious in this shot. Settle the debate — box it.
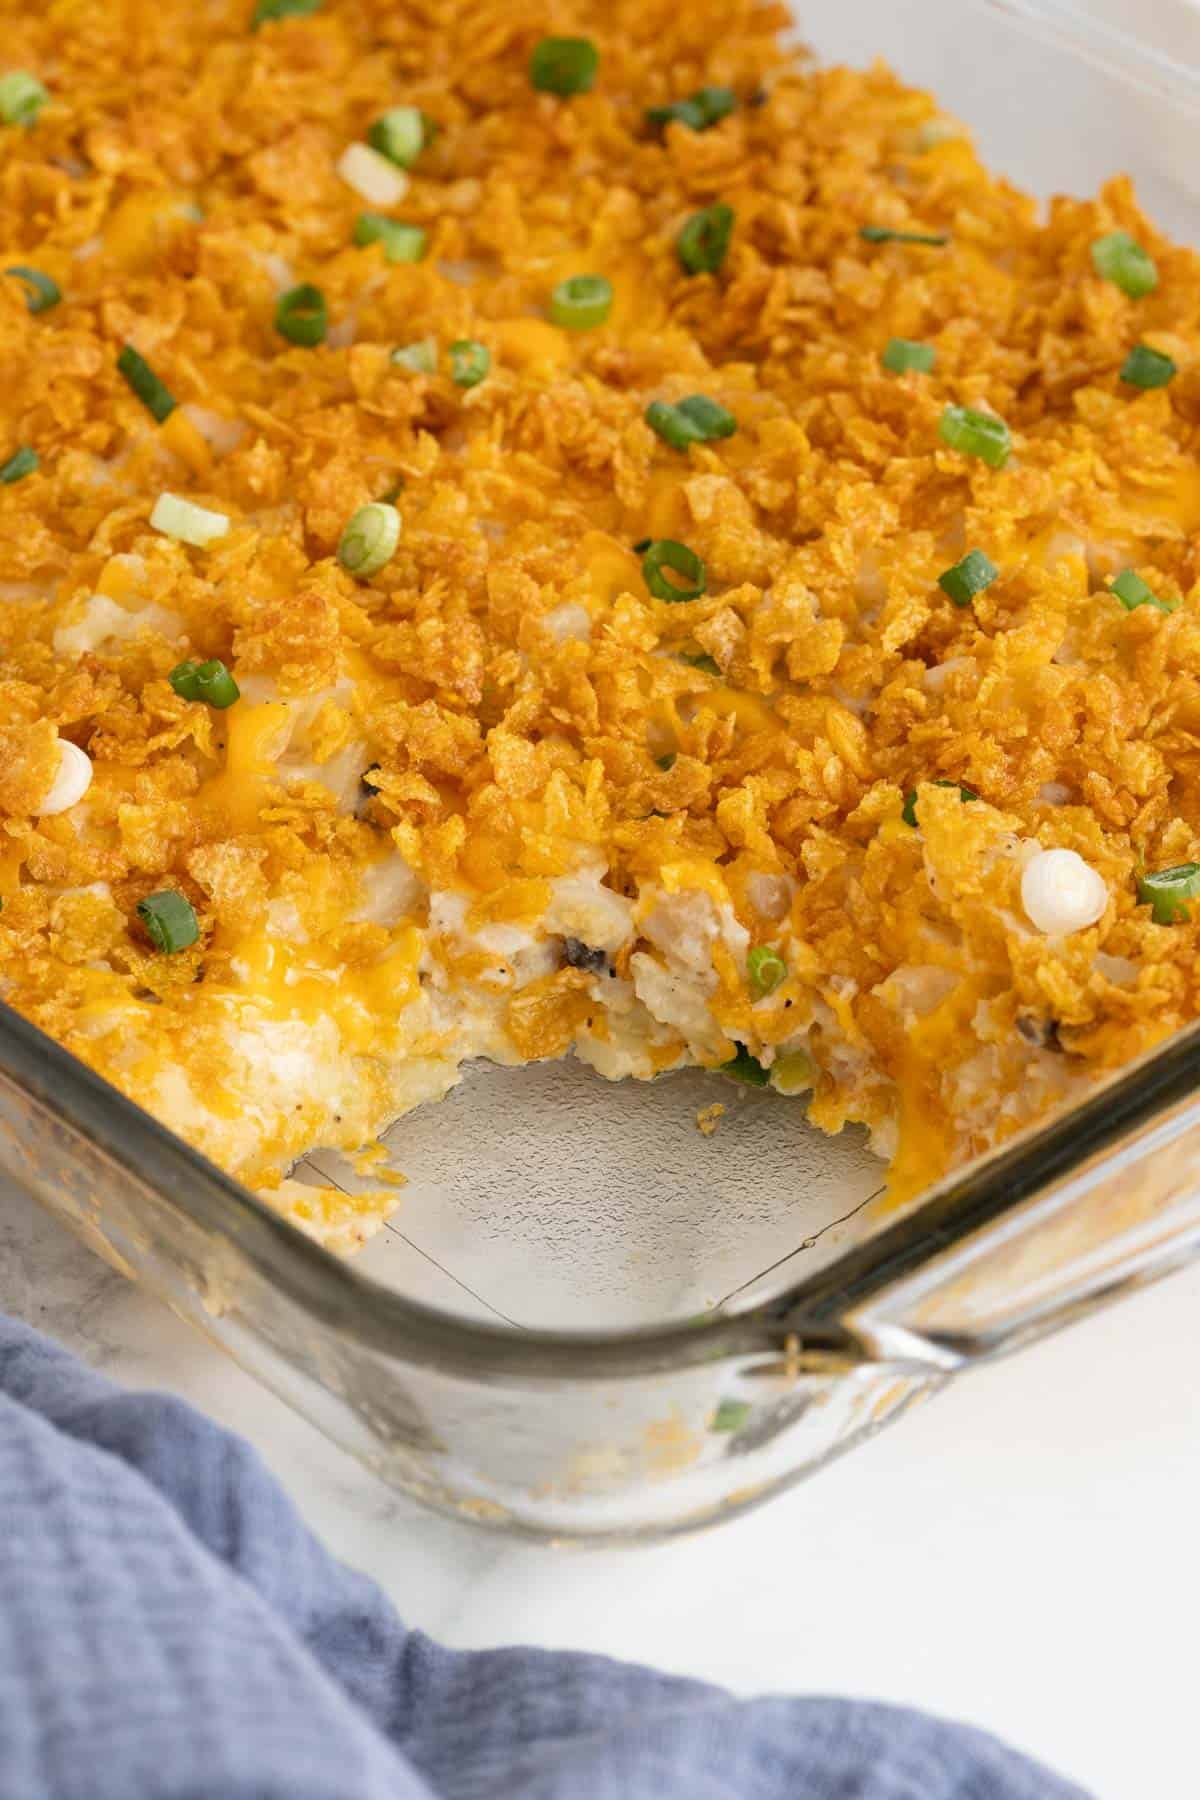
[0,1313,1087,1799]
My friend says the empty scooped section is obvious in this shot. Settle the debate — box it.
[298,1059,886,1332]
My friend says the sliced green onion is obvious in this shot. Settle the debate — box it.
[655,751,677,771]
[938,549,998,607]
[337,501,401,579]
[711,1398,751,1432]
[6,265,60,314]
[645,393,737,452]
[860,224,948,246]
[902,779,977,829]
[150,492,230,547]
[645,400,702,451]
[882,337,935,375]
[529,36,598,96]
[117,345,177,423]
[647,86,736,133]
[1091,230,1157,298]
[0,445,37,484]
[252,0,321,24]
[1137,863,1200,924]
[642,538,706,602]
[1110,568,1178,614]
[549,274,613,330]
[676,203,734,276]
[169,658,240,709]
[1120,343,1176,389]
[0,72,49,128]
[939,404,1011,469]
[676,393,737,438]
[747,945,786,998]
[448,338,490,387]
[391,337,437,373]
[275,283,328,347]
[678,650,720,676]
[719,1046,769,1086]
[366,106,425,170]
[137,890,199,953]
[352,213,427,264]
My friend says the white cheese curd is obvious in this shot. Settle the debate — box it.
[38,740,93,815]
[336,142,409,207]
[1021,847,1108,935]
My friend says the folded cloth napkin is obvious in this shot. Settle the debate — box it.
[0,1313,1086,1800]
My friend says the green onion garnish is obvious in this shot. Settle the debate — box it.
[882,337,935,375]
[252,0,322,24]
[275,284,328,348]
[1120,343,1176,389]
[676,203,734,276]
[677,393,736,438]
[0,72,49,128]
[391,337,437,374]
[6,265,60,314]
[655,752,677,771]
[366,106,426,169]
[645,401,702,451]
[711,1398,752,1432]
[901,780,977,828]
[719,1046,769,1086]
[169,658,240,709]
[1091,230,1157,298]
[150,492,230,547]
[117,345,177,423]
[747,945,786,998]
[549,274,613,330]
[938,549,998,607]
[646,86,735,133]
[642,539,706,602]
[137,890,200,953]
[939,404,1012,469]
[861,224,948,246]
[337,501,401,579]
[678,650,720,676]
[0,445,37,484]
[529,36,598,95]
[352,213,427,264]
[645,393,736,451]
[448,339,490,387]
[1137,863,1200,924]
[1110,568,1178,613]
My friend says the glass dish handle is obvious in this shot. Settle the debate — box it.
[771,1031,1200,1373]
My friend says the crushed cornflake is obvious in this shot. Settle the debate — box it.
[696,1102,726,1137]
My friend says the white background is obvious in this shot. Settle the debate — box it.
[3,1173,1197,1799]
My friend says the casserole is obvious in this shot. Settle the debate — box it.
[3,0,1200,1539]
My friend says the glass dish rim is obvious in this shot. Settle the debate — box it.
[7,0,1200,1381]
[7,987,1200,1379]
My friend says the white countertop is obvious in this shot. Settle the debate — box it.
[2,1171,1196,1800]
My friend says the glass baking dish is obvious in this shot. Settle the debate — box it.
[5,0,1200,1541]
